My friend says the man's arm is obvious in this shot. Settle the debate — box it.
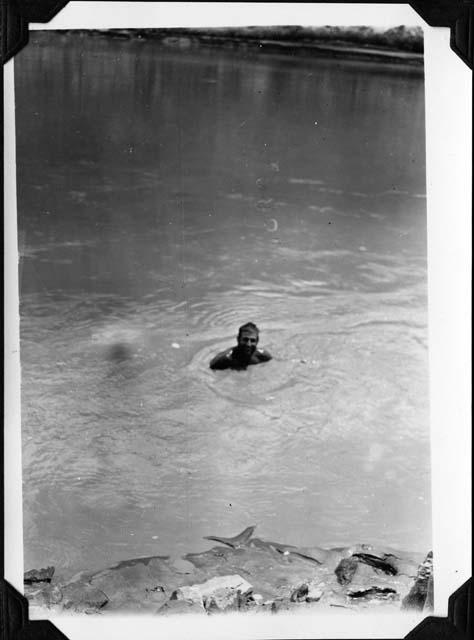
[209,349,233,370]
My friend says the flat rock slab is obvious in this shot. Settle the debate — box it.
[89,556,207,611]
[54,555,205,612]
[61,583,109,612]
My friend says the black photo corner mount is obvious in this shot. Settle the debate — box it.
[1,0,472,639]
[2,0,69,62]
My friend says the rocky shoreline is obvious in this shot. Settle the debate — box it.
[24,526,433,616]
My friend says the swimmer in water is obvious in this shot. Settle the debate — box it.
[209,322,272,370]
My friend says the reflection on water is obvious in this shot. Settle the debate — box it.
[15,32,429,579]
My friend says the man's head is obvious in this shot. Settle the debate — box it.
[237,322,259,357]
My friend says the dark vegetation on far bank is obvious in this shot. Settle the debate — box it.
[44,26,424,64]
[154,25,425,53]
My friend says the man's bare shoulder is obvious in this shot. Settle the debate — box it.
[256,348,272,362]
[209,349,234,369]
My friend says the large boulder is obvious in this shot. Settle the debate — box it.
[290,580,325,603]
[402,552,433,611]
[171,574,253,612]
[24,566,55,584]
[335,557,359,586]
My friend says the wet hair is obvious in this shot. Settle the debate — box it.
[237,322,259,339]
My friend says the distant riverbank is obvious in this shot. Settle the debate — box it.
[49,26,424,65]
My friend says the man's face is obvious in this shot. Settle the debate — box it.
[237,329,259,356]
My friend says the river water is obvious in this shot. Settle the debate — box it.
[15,32,430,580]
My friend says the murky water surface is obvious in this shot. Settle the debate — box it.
[15,32,430,579]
